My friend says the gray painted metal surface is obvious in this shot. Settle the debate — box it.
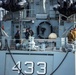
[0,51,75,75]
[0,0,75,75]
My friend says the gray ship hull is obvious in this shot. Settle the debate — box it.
[0,50,75,75]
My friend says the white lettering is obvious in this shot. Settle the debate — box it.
[12,61,47,74]
[24,61,34,74]
[12,61,21,74]
[37,62,47,74]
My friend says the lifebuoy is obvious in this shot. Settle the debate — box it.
[37,21,53,39]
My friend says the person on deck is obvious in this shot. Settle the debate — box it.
[14,30,20,44]
[25,28,30,39]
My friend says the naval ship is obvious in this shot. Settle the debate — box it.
[0,0,76,75]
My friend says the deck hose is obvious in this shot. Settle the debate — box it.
[6,39,25,75]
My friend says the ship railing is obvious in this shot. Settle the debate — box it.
[0,38,75,52]
[0,38,56,50]
[62,25,74,37]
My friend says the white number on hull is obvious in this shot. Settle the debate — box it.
[12,61,21,74]
[24,61,34,74]
[37,62,46,74]
[12,61,47,74]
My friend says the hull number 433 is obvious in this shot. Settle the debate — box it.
[12,61,47,74]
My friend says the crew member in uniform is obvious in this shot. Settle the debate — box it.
[29,29,34,36]
[25,28,30,39]
[25,28,34,39]
[14,30,20,49]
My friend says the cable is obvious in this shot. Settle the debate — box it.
[5,39,25,75]
[3,1,26,74]
[5,2,25,74]
[5,37,69,75]
[50,50,69,75]
[6,38,69,75]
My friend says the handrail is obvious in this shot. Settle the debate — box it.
[62,25,73,37]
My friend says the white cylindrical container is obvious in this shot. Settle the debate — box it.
[41,43,45,51]
[61,38,65,47]
[28,37,35,50]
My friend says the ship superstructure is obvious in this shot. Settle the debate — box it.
[0,0,75,75]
